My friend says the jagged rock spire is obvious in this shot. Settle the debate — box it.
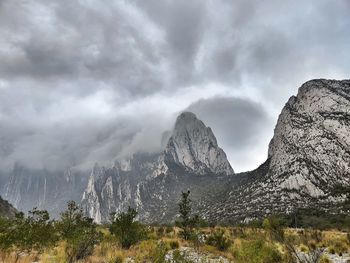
[165,112,234,176]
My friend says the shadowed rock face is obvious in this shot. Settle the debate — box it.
[0,195,17,218]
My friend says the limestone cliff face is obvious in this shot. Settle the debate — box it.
[203,79,350,222]
[165,112,234,176]
[268,79,350,198]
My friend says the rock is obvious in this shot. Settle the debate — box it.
[81,112,234,223]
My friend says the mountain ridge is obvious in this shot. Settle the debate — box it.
[2,78,350,223]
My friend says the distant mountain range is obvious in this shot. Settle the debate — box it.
[1,79,349,223]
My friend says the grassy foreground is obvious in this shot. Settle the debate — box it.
[1,192,350,262]
[1,226,350,263]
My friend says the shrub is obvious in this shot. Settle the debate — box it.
[0,216,13,260]
[134,240,168,263]
[319,255,332,263]
[25,208,57,252]
[56,201,102,263]
[109,207,147,249]
[0,208,57,261]
[165,225,173,234]
[232,239,282,263]
[300,244,309,253]
[206,229,232,251]
[332,240,348,255]
[167,240,180,249]
[157,226,165,237]
[108,253,124,263]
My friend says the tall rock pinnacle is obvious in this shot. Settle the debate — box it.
[165,112,234,176]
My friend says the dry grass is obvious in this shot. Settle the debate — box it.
[3,227,349,263]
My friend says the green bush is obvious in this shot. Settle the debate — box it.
[165,225,173,234]
[135,240,168,263]
[56,201,102,263]
[108,254,124,263]
[176,191,199,240]
[232,239,282,263]
[157,226,165,237]
[109,207,147,249]
[0,208,57,259]
[206,229,232,251]
[167,240,180,249]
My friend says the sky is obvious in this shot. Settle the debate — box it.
[0,0,349,173]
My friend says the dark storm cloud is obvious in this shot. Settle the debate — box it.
[187,97,271,149]
[187,97,274,170]
[0,0,349,172]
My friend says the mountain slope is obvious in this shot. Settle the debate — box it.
[0,196,17,218]
[205,79,350,222]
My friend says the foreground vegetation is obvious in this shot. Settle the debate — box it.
[0,192,349,263]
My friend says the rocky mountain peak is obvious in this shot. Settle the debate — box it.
[267,79,350,198]
[165,112,234,176]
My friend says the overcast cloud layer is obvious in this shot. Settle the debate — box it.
[0,0,349,173]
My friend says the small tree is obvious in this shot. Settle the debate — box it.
[56,201,101,263]
[176,191,199,240]
[0,216,13,261]
[0,209,55,262]
[109,207,147,249]
[26,208,57,253]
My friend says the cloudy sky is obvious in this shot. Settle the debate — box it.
[0,0,349,173]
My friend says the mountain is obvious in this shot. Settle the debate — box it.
[0,196,17,218]
[4,79,350,223]
[165,112,233,176]
[204,79,350,222]
[2,164,88,218]
[81,112,234,223]
[82,79,350,223]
